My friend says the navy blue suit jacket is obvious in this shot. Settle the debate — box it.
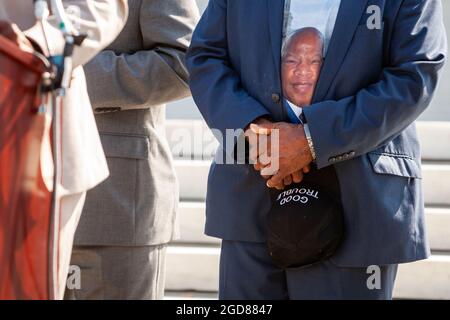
[186,0,447,266]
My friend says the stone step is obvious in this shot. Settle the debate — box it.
[165,245,450,299]
[425,207,450,251]
[174,202,219,245]
[166,120,450,161]
[174,202,450,251]
[416,122,450,161]
[174,160,450,206]
[166,246,220,293]
[393,253,450,300]
[174,160,209,201]
[421,164,450,206]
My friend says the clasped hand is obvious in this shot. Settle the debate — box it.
[244,118,313,190]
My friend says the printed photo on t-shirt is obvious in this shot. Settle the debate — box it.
[281,27,324,118]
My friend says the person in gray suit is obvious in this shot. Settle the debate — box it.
[65,0,200,300]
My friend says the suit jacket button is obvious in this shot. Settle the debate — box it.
[349,151,356,157]
[329,157,336,163]
[272,93,281,103]
[336,155,343,162]
[342,153,350,160]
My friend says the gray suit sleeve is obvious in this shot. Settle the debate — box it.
[85,0,200,111]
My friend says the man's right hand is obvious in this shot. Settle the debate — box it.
[244,116,273,164]
[0,21,34,52]
[258,166,311,190]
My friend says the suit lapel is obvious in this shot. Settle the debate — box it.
[267,0,286,87]
[312,0,369,103]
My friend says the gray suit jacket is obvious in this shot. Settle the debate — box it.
[74,0,200,246]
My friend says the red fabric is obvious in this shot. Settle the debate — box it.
[0,34,52,299]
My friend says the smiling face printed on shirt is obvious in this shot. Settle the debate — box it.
[281,28,324,107]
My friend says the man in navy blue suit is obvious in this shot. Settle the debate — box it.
[186,0,447,299]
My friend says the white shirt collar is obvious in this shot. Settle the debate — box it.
[286,99,303,118]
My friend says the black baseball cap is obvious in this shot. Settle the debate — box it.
[267,176,344,269]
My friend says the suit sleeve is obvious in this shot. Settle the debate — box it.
[303,0,447,169]
[83,0,200,111]
[25,0,129,69]
[186,0,271,156]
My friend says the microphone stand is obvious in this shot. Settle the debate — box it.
[33,0,86,299]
